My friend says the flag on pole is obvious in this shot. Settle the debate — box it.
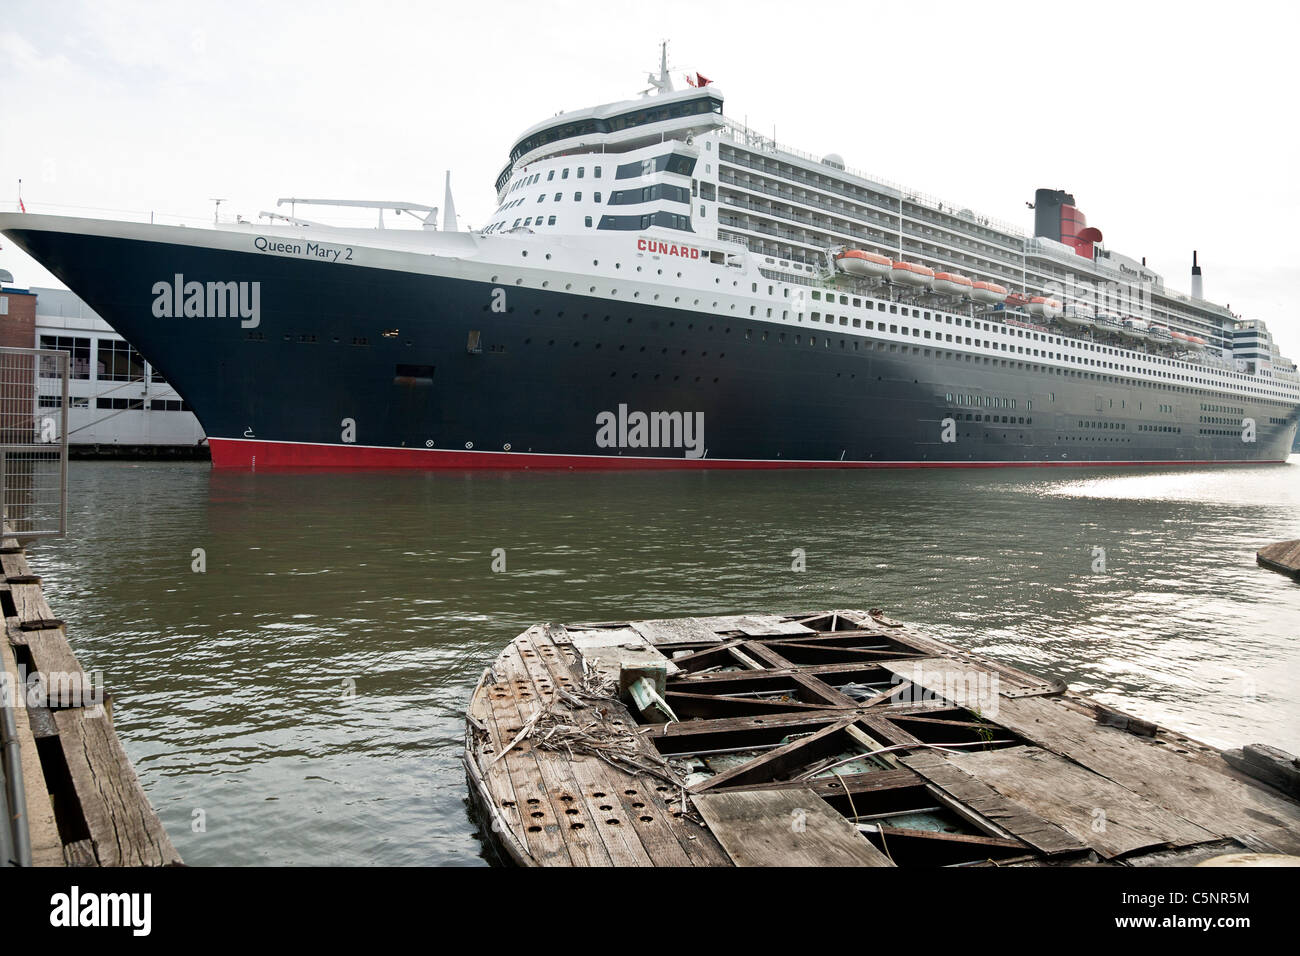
[18,198,25,213]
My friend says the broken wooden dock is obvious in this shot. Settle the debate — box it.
[1257,539,1300,581]
[465,609,1300,867]
[1,530,180,866]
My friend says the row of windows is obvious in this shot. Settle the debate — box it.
[37,395,190,411]
[597,212,693,232]
[506,95,721,165]
[615,153,696,180]
[39,335,164,383]
[1201,402,1244,415]
[1138,424,1182,433]
[945,392,1024,410]
[608,184,691,206]
[799,293,1292,403]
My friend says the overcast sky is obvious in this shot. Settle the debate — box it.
[2,0,1297,349]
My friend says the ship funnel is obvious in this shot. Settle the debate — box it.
[1191,250,1203,299]
[443,171,458,232]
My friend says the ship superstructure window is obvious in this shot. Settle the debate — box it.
[615,153,696,179]
[597,212,692,231]
[39,335,92,379]
[98,339,144,382]
[608,184,691,206]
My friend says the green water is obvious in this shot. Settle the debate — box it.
[30,458,1300,864]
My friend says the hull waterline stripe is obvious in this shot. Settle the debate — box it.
[209,438,1287,471]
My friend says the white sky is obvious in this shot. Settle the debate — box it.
[2,0,1298,350]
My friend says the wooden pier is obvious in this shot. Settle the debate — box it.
[465,609,1300,867]
[1257,539,1300,581]
[1,531,180,866]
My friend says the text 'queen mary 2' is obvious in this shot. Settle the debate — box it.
[2,52,1297,469]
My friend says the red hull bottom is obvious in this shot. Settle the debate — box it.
[208,438,1286,471]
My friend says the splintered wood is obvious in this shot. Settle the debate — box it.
[465,609,1300,867]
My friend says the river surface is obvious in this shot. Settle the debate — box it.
[31,457,1300,865]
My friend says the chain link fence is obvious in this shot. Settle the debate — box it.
[0,347,68,540]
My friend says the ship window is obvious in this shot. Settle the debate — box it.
[554,193,562,201]
[547,170,555,181]
[594,192,602,203]
[577,167,584,178]
[574,192,582,201]
[548,216,557,225]
[395,364,435,381]
[562,168,569,179]
[585,216,592,227]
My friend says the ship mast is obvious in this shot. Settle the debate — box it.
[644,41,673,96]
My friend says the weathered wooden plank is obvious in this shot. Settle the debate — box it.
[1,631,63,866]
[950,745,1217,859]
[693,787,894,867]
[691,717,859,792]
[876,656,1005,714]
[991,695,1300,853]
[631,615,814,646]
[1221,743,1300,798]
[901,751,1087,856]
[20,627,92,708]
[479,644,574,866]
[509,629,617,867]
[10,582,59,627]
[518,626,728,867]
[53,708,181,866]
[1257,539,1300,580]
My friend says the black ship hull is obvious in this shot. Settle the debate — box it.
[5,221,1296,470]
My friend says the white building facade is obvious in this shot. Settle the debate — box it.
[34,287,207,453]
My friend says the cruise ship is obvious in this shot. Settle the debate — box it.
[1,48,1296,469]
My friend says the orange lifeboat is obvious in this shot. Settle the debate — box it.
[1027,296,1062,319]
[890,260,935,288]
[1004,292,1031,308]
[932,272,974,297]
[834,249,892,278]
[970,280,1008,305]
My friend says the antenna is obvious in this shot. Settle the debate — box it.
[443,171,458,232]
[211,198,225,225]
[644,40,674,95]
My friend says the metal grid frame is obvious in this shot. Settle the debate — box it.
[0,346,69,540]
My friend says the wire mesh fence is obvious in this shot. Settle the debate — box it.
[0,347,68,540]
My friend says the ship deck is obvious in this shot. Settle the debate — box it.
[464,609,1300,867]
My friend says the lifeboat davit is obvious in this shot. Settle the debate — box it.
[835,249,892,278]
[970,280,1008,305]
[932,272,973,297]
[1027,296,1062,319]
[1094,313,1122,334]
[890,260,935,288]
